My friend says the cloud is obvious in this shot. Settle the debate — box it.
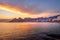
[0,0,60,15]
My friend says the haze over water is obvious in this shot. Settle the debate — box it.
[0,22,60,40]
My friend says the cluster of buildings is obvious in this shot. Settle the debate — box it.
[10,15,60,22]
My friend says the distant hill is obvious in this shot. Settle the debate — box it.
[10,15,60,22]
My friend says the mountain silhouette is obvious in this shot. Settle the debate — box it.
[10,15,60,22]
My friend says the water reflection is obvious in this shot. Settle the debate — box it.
[0,22,60,40]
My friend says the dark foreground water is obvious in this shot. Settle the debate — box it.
[0,22,60,40]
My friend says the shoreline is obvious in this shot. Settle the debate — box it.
[0,22,60,23]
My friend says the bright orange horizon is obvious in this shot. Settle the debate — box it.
[0,4,33,19]
[0,4,60,19]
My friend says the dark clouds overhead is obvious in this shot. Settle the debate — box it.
[0,0,60,14]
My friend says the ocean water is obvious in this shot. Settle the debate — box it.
[0,22,60,40]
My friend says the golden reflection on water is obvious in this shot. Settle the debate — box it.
[0,22,60,40]
[0,23,33,39]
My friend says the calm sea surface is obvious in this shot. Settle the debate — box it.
[0,22,60,40]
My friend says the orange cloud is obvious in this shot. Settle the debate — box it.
[0,3,30,14]
[0,3,34,18]
[0,3,60,19]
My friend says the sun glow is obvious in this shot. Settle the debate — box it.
[0,5,44,18]
[0,5,33,18]
[0,7,29,15]
[0,4,55,19]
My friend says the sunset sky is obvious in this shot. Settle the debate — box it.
[0,0,60,19]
